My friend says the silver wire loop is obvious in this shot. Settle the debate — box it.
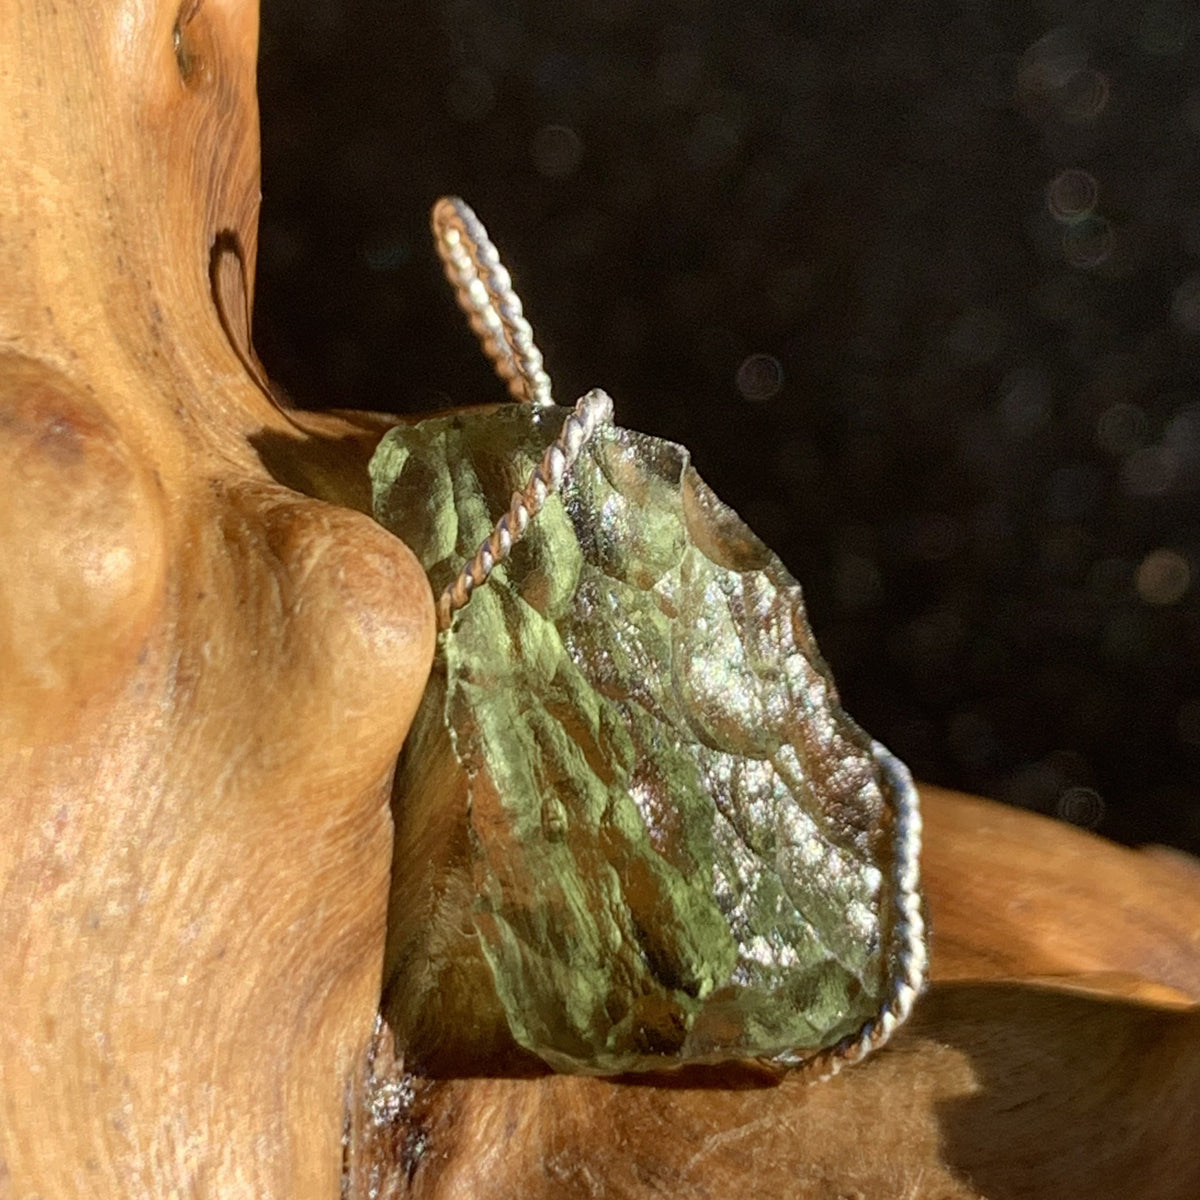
[431,196,554,408]
[431,196,614,630]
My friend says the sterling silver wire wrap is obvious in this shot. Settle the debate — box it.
[777,742,927,1079]
[433,386,614,630]
[427,195,927,1070]
[431,196,612,629]
[431,196,554,408]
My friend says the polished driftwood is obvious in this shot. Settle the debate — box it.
[348,787,1200,1200]
[0,4,433,1197]
[3,3,1198,1198]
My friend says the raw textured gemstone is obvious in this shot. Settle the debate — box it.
[372,404,895,1075]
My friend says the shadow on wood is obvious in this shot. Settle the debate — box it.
[348,787,1200,1199]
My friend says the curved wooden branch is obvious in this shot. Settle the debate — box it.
[348,788,1200,1199]
[1,4,434,1196]
[922,785,1200,1008]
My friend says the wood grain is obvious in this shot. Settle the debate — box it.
[0,4,434,1196]
[923,785,1200,1007]
[350,788,1200,1199]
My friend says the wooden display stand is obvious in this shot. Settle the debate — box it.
[2,4,1197,1197]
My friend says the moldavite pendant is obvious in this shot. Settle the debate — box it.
[370,198,925,1077]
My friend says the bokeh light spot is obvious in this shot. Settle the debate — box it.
[1059,69,1110,121]
[735,352,784,401]
[1135,548,1192,605]
[1166,403,1200,449]
[1123,445,1179,495]
[1047,169,1098,222]
[1062,215,1114,268]
[1056,785,1105,828]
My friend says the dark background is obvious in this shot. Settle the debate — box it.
[253,0,1200,854]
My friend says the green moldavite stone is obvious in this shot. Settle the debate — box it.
[371,405,894,1075]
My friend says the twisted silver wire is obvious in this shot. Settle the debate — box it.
[431,196,554,407]
[779,741,927,1080]
[434,387,614,629]
[430,196,612,629]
